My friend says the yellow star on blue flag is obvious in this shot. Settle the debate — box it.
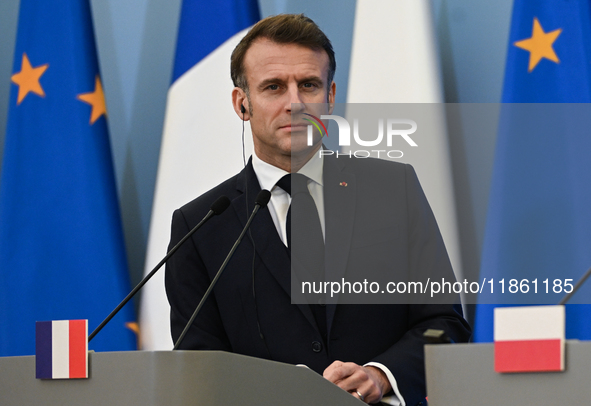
[514,17,562,72]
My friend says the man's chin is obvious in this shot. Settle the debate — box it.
[290,132,322,152]
[289,142,322,160]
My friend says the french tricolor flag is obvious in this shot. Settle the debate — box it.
[36,320,88,379]
[138,0,259,350]
[494,306,565,373]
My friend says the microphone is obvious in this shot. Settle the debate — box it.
[88,195,231,342]
[173,189,271,350]
[423,329,452,344]
[558,264,591,305]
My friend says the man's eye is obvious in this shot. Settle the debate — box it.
[302,83,320,91]
[267,84,279,90]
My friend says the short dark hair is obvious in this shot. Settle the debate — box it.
[231,14,336,92]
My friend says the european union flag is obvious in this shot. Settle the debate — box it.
[474,0,591,342]
[0,0,136,356]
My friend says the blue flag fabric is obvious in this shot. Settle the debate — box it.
[474,0,591,342]
[172,0,260,82]
[0,0,136,356]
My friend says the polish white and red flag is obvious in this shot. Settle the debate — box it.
[35,320,88,379]
[494,306,565,373]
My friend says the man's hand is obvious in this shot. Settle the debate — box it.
[323,361,392,404]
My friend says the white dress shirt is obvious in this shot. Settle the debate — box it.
[251,152,405,406]
[252,152,325,245]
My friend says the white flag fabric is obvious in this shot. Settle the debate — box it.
[346,0,463,282]
[139,0,259,350]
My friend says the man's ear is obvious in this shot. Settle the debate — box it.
[328,81,336,114]
[232,87,250,120]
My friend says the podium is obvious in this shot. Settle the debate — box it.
[425,340,591,405]
[0,350,363,405]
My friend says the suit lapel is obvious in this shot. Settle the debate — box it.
[323,155,357,335]
[232,161,318,331]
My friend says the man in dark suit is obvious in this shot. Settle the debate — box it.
[165,14,471,405]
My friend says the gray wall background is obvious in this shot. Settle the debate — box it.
[0,0,513,324]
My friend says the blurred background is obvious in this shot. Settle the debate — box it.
[0,0,515,349]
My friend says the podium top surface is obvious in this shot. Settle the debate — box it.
[425,340,590,406]
[0,350,364,406]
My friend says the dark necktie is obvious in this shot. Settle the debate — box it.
[277,174,324,260]
[277,173,327,343]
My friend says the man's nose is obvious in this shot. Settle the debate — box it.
[286,86,305,112]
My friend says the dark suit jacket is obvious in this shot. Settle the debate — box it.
[165,154,471,406]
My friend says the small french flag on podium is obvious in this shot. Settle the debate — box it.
[36,320,88,379]
[494,306,565,373]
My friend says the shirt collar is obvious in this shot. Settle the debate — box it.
[251,150,324,190]
[298,150,324,187]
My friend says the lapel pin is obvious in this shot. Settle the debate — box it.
[339,182,348,187]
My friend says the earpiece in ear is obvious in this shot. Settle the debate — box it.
[241,105,246,114]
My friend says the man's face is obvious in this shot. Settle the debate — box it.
[235,38,335,168]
